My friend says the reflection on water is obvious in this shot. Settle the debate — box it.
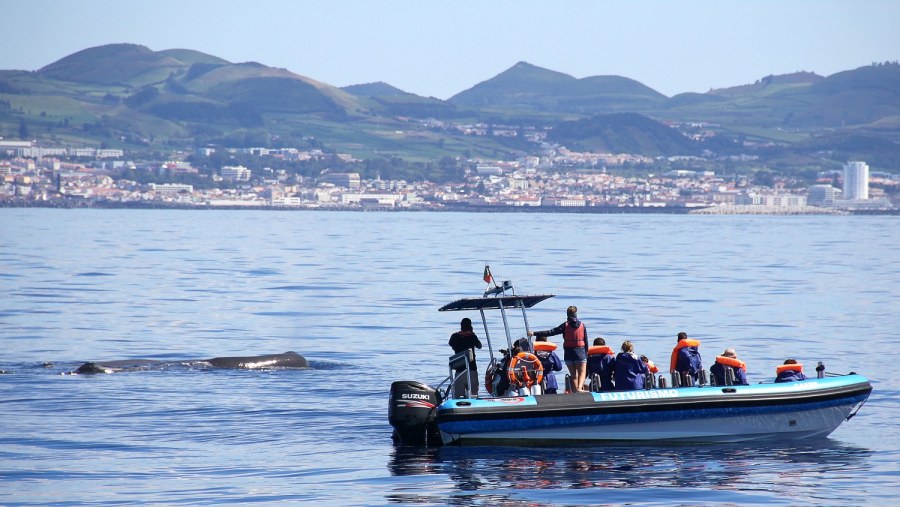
[388,441,873,505]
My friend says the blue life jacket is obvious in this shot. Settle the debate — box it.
[675,346,703,380]
[775,369,808,383]
[614,352,649,391]
[587,350,616,391]
[710,361,749,385]
[536,349,563,392]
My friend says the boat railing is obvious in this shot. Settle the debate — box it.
[448,349,475,399]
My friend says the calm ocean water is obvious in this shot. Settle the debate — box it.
[1,209,898,506]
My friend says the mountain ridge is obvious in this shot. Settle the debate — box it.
[2,44,898,168]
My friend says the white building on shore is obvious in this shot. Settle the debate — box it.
[843,161,869,200]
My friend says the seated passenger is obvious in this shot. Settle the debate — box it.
[710,348,749,385]
[670,331,702,384]
[534,336,563,394]
[485,342,521,397]
[614,340,650,391]
[775,359,808,383]
[493,341,528,396]
[586,337,616,391]
[641,355,659,374]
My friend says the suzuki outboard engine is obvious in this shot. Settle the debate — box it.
[389,380,441,446]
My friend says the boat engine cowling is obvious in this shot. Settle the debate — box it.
[389,380,441,446]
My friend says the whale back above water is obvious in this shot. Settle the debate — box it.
[74,359,165,374]
[205,351,308,369]
[72,351,308,374]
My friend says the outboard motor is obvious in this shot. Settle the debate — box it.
[671,372,681,388]
[698,369,708,386]
[389,381,441,446]
[658,375,667,388]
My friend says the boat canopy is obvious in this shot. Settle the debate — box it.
[438,281,553,368]
[439,294,554,312]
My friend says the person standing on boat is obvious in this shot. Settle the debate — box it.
[534,336,563,394]
[449,317,483,397]
[614,340,650,390]
[710,348,749,385]
[529,305,589,393]
[586,337,616,392]
[670,331,703,385]
[774,359,808,383]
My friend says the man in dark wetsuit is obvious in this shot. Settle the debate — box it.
[449,317,483,397]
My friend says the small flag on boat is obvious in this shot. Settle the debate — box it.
[483,265,494,284]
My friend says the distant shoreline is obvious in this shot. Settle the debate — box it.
[2,200,897,215]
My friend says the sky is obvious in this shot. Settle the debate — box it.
[4,0,899,100]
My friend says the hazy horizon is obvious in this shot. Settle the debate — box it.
[3,0,898,99]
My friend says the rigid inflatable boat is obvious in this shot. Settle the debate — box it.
[389,279,871,446]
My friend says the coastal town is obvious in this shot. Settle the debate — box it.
[1,138,896,214]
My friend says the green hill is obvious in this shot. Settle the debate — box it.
[449,62,575,108]
[788,63,900,126]
[37,44,191,86]
[661,66,900,131]
[708,71,824,97]
[206,77,342,115]
[449,61,666,115]
[3,44,900,170]
[342,81,409,97]
[342,81,460,118]
[157,48,230,66]
[547,113,698,156]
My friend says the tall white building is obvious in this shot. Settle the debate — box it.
[843,161,869,200]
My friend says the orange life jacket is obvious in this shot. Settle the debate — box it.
[715,355,746,371]
[669,338,701,373]
[533,342,557,352]
[563,322,586,349]
[776,363,804,374]
[588,345,614,356]
[645,359,659,374]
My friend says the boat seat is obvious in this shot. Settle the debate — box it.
[449,349,474,371]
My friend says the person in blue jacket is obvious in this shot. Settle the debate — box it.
[534,336,564,394]
[671,331,703,384]
[709,348,749,386]
[614,340,650,391]
[586,337,616,392]
[774,358,808,383]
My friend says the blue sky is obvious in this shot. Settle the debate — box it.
[5,0,898,99]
